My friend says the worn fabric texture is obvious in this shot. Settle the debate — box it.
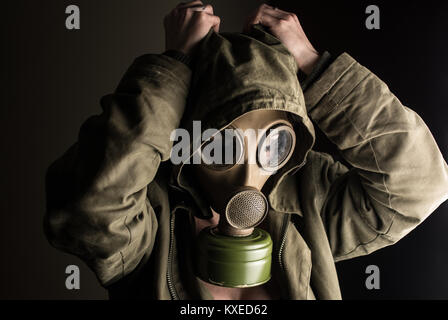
[44,26,448,300]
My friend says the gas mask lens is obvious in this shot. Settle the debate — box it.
[200,123,295,170]
[258,124,295,170]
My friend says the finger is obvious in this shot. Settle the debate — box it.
[287,10,300,26]
[194,11,220,32]
[177,0,203,7]
[248,11,279,29]
[243,11,257,32]
[190,4,214,15]
[198,12,220,31]
[244,4,287,31]
[176,0,203,9]
[209,14,221,32]
[279,10,300,28]
[263,6,296,23]
[244,4,266,28]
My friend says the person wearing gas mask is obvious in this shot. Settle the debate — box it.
[44,1,448,300]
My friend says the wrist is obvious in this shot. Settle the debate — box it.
[166,45,190,56]
[165,38,192,56]
[296,49,320,75]
[174,45,191,55]
[163,50,193,68]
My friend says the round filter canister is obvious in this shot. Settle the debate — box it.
[196,227,272,288]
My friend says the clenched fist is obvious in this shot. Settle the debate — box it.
[164,1,221,55]
[244,4,320,75]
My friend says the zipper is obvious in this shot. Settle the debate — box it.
[167,213,179,300]
[278,214,289,271]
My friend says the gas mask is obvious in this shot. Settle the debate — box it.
[192,109,296,288]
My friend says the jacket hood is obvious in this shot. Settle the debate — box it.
[171,25,315,217]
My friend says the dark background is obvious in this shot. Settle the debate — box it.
[1,0,447,299]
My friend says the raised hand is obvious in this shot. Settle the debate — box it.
[164,0,221,55]
[244,4,319,75]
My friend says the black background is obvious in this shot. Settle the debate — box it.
[1,0,447,299]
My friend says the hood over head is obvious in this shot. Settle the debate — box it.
[171,25,315,218]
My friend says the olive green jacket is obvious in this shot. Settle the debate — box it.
[44,27,448,300]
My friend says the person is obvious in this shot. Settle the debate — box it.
[44,1,448,300]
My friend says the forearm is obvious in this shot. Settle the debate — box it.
[299,51,333,92]
[306,53,448,240]
[44,53,191,285]
[71,53,191,217]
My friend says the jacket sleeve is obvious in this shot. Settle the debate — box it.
[303,53,448,261]
[44,54,191,285]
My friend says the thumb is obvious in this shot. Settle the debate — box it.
[210,15,220,33]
